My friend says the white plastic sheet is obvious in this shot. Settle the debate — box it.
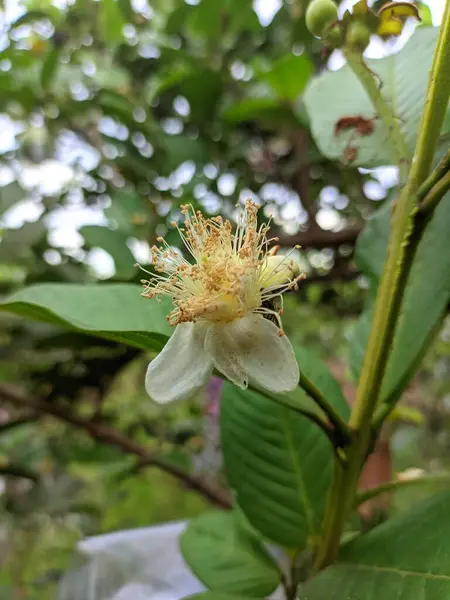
[58,521,287,600]
[57,521,205,600]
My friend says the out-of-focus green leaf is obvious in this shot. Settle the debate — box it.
[260,54,313,101]
[303,27,441,166]
[187,0,259,39]
[105,190,148,235]
[146,65,193,102]
[223,97,299,128]
[0,284,172,351]
[161,134,209,172]
[98,89,134,122]
[227,0,260,33]
[187,0,223,40]
[181,511,281,596]
[181,70,223,123]
[117,0,134,23]
[355,202,391,283]
[0,183,25,215]
[80,225,136,279]
[186,595,259,600]
[299,491,450,599]
[40,47,60,91]
[100,0,125,43]
[10,10,52,27]
[0,222,46,262]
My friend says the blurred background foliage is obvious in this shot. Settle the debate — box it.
[0,0,449,597]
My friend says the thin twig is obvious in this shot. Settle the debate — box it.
[419,170,450,214]
[0,463,39,483]
[299,372,351,447]
[354,473,450,507]
[0,383,231,509]
[276,226,362,250]
[290,130,321,231]
[417,147,450,202]
[0,415,38,433]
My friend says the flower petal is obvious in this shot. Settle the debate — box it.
[145,323,213,404]
[204,322,249,389]
[205,314,299,393]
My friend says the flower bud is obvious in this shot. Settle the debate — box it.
[260,255,301,289]
[326,23,344,46]
[346,20,371,53]
[305,0,339,38]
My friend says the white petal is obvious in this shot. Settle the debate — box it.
[205,314,299,393]
[145,323,213,404]
[204,321,249,389]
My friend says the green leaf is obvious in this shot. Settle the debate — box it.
[0,222,46,263]
[260,54,313,101]
[355,202,391,283]
[226,0,260,34]
[294,347,350,419]
[186,0,259,39]
[351,192,450,403]
[180,511,280,596]
[98,90,135,123]
[187,0,223,40]
[117,0,134,22]
[11,10,53,27]
[0,183,25,216]
[223,97,298,128]
[0,284,171,351]
[40,48,60,91]
[80,225,136,279]
[299,491,450,599]
[100,0,125,43]
[181,70,223,123]
[303,27,442,167]
[220,348,349,549]
[162,134,209,172]
[186,594,260,600]
[105,190,148,235]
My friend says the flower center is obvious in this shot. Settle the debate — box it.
[140,201,304,327]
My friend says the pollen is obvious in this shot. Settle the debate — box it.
[140,200,304,326]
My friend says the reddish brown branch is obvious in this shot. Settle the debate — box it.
[276,226,362,249]
[290,130,321,231]
[303,264,360,285]
[0,383,231,509]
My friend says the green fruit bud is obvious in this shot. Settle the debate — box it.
[305,0,339,39]
[326,24,343,47]
[346,20,371,52]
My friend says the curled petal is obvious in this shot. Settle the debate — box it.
[205,314,299,393]
[145,323,213,403]
[204,322,249,389]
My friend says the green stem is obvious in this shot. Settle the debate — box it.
[419,169,450,214]
[232,370,351,449]
[314,458,347,568]
[410,1,450,185]
[299,372,351,446]
[343,49,411,183]
[315,7,450,570]
[354,473,450,507]
[252,385,341,450]
[417,147,450,201]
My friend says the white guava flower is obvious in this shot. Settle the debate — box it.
[141,200,304,403]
